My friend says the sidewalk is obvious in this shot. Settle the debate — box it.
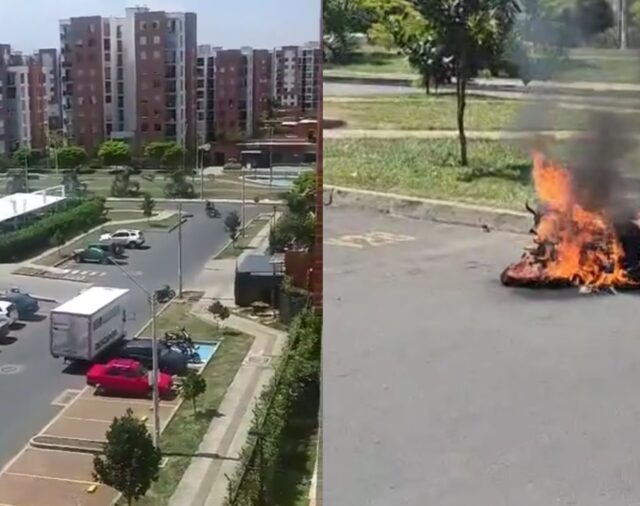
[169,214,286,506]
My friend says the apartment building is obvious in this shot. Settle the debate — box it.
[196,42,322,146]
[60,7,197,153]
[0,49,49,153]
[34,48,62,132]
[272,41,320,116]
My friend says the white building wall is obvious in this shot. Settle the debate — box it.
[8,66,32,148]
[241,46,253,138]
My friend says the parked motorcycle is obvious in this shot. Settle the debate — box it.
[163,327,201,363]
[154,285,176,303]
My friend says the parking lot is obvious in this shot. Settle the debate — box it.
[325,206,640,506]
[0,203,260,495]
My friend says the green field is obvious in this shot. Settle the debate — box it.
[0,172,282,201]
[323,95,623,131]
[325,138,537,209]
[325,44,640,84]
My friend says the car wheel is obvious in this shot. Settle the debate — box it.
[129,241,136,249]
[94,384,103,395]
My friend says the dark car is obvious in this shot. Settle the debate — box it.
[115,338,188,376]
[0,290,39,319]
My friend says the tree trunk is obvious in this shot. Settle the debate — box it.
[192,398,197,415]
[456,65,468,167]
[127,495,132,506]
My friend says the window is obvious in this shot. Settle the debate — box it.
[154,123,161,132]
[152,21,159,30]
[140,51,147,60]
[117,68,123,80]
[105,94,112,103]
[117,40,123,52]
[116,25,122,38]
[104,38,110,51]
[140,21,147,30]
[117,96,124,107]
[139,36,147,46]
[106,122,112,135]
[153,79,161,89]
[153,35,160,44]
[117,54,123,66]
[105,81,111,93]
[141,122,148,132]
[153,50,161,60]
[104,52,111,62]
[88,38,95,47]
[89,68,96,77]
[76,53,83,63]
[77,83,84,91]
[90,95,97,104]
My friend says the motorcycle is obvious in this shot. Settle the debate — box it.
[205,201,221,219]
[154,285,176,303]
[163,327,201,363]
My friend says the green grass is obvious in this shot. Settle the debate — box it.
[216,217,271,260]
[270,382,320,506]
[324,44,412,75]
[325,44,640,84]
[129,298,254,505]
[324,95,617,131]
[325,138,536,209]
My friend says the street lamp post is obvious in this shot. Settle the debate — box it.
[241,165,247,238]
[107,258,161,447]
[199,143,211,199]
[178,203,183,298]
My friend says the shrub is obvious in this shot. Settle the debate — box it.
[0,198,106,262]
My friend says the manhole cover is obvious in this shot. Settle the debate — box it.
[244,355,272,367]
[0,364,22,375]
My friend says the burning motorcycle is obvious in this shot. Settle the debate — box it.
[154,285,176,303]
[163,327,201,363]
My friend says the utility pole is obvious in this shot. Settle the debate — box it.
[24,151,30,193]
[241,166,246,237]
[620,0,628,50]
[269,125,273,189]
[150,295,160,447]
[178,202,183,298]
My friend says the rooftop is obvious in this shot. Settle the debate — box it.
[54,286,130,316]
[0,186,66,225]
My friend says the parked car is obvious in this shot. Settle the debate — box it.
[0,316,10,338]
[0,289,39,319]
[0,301,19,326]
[86,358,173,398]
[100,229,145,249]
[115,339,188,376]
[73,244,113,264]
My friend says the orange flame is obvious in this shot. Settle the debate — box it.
[531,150,634,288]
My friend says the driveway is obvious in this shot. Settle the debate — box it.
[0,203,259,468]
[324,206,640,506]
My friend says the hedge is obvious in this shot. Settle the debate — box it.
[0,197,106,262]
[226,308,321,506]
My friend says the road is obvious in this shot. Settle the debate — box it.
[0,202,259,467]
[325,206,640,506]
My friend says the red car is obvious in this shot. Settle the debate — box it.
[86,358,173,398]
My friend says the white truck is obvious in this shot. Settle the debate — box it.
[50,286,130,361]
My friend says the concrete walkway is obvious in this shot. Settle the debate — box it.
[169,214,286,506]
[324,128,590,140]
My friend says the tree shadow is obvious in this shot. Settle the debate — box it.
[343,50,403,68]
[0,336,17,346]
[457,162,531,185]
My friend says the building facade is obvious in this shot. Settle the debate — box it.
[34,49,62,133]
[60,7,197,154]
[272,41,320,116]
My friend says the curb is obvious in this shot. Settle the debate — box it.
[107,197,285,205]
[326,185,532,234]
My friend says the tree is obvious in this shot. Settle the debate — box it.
[93,408,161,506]
[360,0,520,166]
[99,140,131,166]
[57,146,88,169]
[164,168,195,198]
[141,193,156,221]
[144,141,172,167]
[180,369,207,415]
[224,211,241,245]
[5,170,27,194]
[574,0,614,43]
[111,168,140,197]
[61,168,88,197]
[162,143,185,169]
[324,0,373,62]
[208,300,230,328]
[12,147,31,167]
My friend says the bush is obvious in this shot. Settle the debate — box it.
[0,198,106,262]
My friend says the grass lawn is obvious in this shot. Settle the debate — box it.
[216,216,271,260]
[324,44,412,75]
[270,382,320,506]
[325,138,537,209]
[129,298,254,506]
[325,44,640,84]
[323,95,615,131]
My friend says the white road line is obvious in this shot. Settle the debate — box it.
[99,271,107,277]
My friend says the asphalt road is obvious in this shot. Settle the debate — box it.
[0,202,258,467]
[325,206,640,506]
